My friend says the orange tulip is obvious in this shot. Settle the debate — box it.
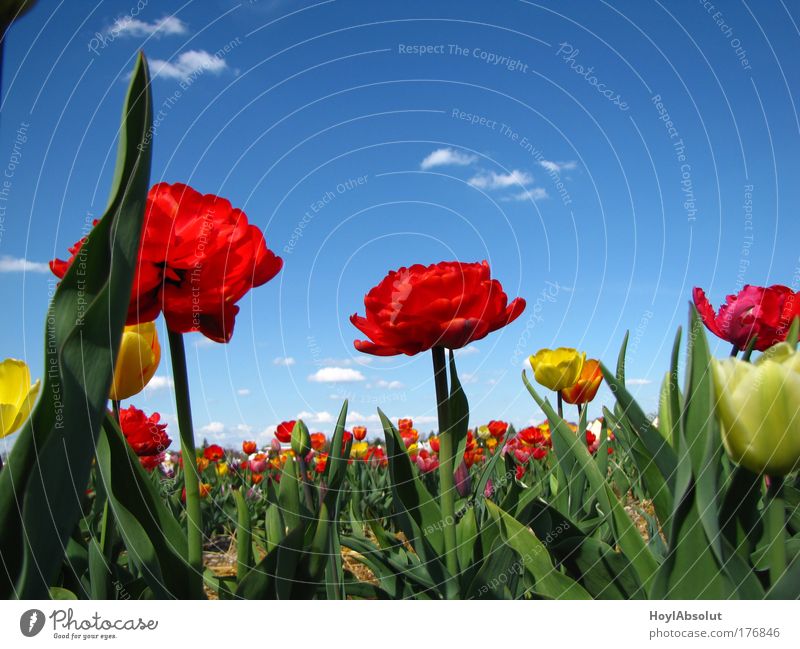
[560,359,603,405]
[242,440,257,455]
[310,432,327,450]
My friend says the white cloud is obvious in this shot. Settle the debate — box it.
[296,410,334,424]
[504,187,549,202]
[200,421,225,434]
[420,147,477,170]
[237,388,251,396]
[454,346,480,357]
[346,411,381,424]
[0,256,49,273]
[308,367,365,383]
[539,160,577,174]
[461,373,479,384]
[149,50,228,81]
[107,15,188,38]
[236,423,253,433]
[468,169,533,190]
[144,375,174,391]
[374,379,404,390]
[273,357,295,367]
[627,378,652,385]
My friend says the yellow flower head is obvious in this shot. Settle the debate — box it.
[215,462,229,477]
[110,321,161,401]
[529,347,586,392]
[350,441,369,459]
[712,343,800,476]
[0,358,40,438]
[477,425,491,441]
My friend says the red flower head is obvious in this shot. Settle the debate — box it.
[51,183,283,343]
[398,418,414,431]
[351,261,526,355]
[275,420,295,443]
[693,285,800,351]
[242,440,257,455]
[352,426,367,441]
[118,406,171,470]
[310,432,327,450]
[314,453,329,473]
[204,444,224,462]
[487,420,508,439]
[249,453,268,474]
[429,435,440,453]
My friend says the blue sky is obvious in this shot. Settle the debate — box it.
[1,0,799,448]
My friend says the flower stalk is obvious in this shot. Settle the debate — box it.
[432,346,458,578]
[168,330,203,595]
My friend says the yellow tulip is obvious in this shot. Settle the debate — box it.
[529,347,586,391]
[215,462,229,477]
[712,343,800,475]
[477,425,491,441]
[0,358,40,438]
[350,441,369,459]
[110,322,161,401]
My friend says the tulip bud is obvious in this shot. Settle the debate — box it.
[291,419,311,457]
[110,321,161,401]
[712,343,800,475]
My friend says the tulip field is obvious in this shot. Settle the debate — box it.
[2,42,800,604]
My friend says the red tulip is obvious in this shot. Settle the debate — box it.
[51,183,283,343]
[204,444,224,462]
[487,420,508,439]
[310,432,326,450]
[351,261,526,355]
[249,453,268,474]
[242,440,257,455]
[352,426,367,441]
[693,285,799,351]
[275,420,295,443]
[118,406,171,471]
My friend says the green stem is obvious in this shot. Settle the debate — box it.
[557,391,564,419]
[432,346,457,578]
[730,344,740,358]
[766,476,786,588]
[167,330,203,596]
[112,399,121,424]
[296,454,315,512]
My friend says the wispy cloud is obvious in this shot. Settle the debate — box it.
[200,421,225,435]
[237,388,251,396]
[308,367,365,383]
[374,379,404,390]
[468,169,533,190]
[420,147,477,170]
[539,160,577,174]
[149,50,227,81]
[297,410,334,424]
[107,15,188,38]
[273,357,295,367]
[454,346,480,357]
[503,187,549,202]
[0,256,49,273]
[627,378,652,385]
[145,375,174,392]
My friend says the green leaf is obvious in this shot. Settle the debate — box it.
[378,408,444,555]
[447,351,470,468]
[522,371,659,590]
[486,501,590,599]
[616,330,629,383]
[234,489,253,582]
[96,414,199,599]
[0,53,152,598]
